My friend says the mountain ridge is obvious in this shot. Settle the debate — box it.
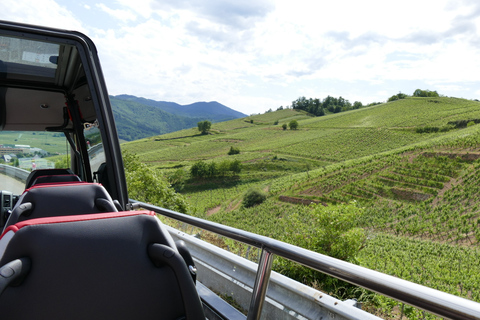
[109,95,247,141]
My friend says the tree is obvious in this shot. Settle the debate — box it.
[197,120,212,134]
[289,120,299,130]
[353,101,363,109]
[282,123,287,130]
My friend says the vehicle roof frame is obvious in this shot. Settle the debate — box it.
[0,20,128,206]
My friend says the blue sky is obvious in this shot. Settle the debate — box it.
[1,0,480,115]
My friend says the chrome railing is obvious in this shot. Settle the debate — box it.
[131,199,480,320]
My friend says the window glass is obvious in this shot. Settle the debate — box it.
[0,131,69,193]
[0,35,59,79]
[84,121,105,175]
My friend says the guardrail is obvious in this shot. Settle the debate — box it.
[0,164,30,182]
[131,200,480,320]
[167,225,380,320]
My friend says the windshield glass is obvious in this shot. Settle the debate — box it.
[0,131,69,193]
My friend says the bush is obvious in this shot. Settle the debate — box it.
[275,202,366,297]
[167,168,188,192]
[416,126,439,133]
[123,152,189,213]
[228,146,240,155]
[242,189,267,208]
[289,120,299,130]
[282,124,287,130]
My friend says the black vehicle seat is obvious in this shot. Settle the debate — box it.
[30,173,82,187]
[0,210,205,320]
[3,182,118,231]
[24,168,75,189]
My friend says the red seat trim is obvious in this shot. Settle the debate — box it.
[1,210,155,238]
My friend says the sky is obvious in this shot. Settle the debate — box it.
[1,0,480,115]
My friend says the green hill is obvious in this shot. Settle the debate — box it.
[122,96,480,315]
[110,95,247,141]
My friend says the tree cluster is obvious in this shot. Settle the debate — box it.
[387,92,408,102]
[190,159,242,178]
[291,96,363,116]
[413,89,439,98]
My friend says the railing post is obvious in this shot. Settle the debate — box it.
[247,247,274,320]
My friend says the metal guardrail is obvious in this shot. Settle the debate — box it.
[167,225,380,320]
[0,164,30,182]
[131,200,480,320]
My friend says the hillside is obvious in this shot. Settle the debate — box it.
[122,97,480,317]
[110,95,247,141]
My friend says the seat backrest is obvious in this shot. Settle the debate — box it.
[24,168,75,189]
[4,182,118,231]
[31,174,81,187]
[0,211,205,320]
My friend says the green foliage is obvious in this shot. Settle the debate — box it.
[190,159,242,178]
[282,123,287,130]
[388,92,407,102]
[288,120,299,130]
[123,152,189,213]
[228,146,240,155]
[197,120,212,135]
[166,168,188,192]
[413,89,440,97]
[291,95,355,116]
[54,155,69,169]
[242,188,267,208]
[289,202,365,261]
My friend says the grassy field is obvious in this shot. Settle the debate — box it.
[122,97,480,318]
[0,131,67,154]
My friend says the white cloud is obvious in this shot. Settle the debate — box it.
[95,3,137,22]
[1,0,480,114]
[0,0,84,32]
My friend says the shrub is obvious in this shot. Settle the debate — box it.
[289,120,299,130]
[229,159,242,174]
[228,146,240,155]
[242,189,267,208]
[123,152,189,213]
[282,123,287,130]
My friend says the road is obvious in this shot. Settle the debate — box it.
[0,173,25,194]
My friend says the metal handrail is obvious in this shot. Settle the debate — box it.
[131,199,480,320]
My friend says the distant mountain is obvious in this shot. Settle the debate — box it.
[113,95,247,122]
[109,95,247,141]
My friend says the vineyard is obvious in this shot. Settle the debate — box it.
[121,96,480,319]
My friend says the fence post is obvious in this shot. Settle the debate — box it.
[247,247,274,320]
